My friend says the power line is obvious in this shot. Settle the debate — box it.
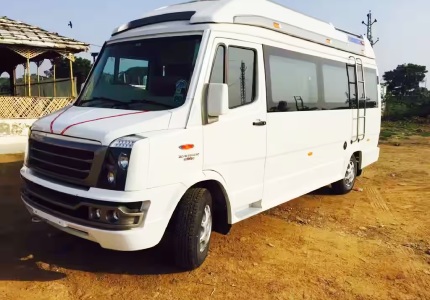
[362,11,379,47]
[88,43,102,48]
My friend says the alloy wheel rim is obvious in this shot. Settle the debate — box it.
[199,205,212,253]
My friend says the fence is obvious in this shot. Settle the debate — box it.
[0,96,74,119]
[15,77,77,98]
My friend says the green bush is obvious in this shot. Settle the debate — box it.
[383,95,430,121]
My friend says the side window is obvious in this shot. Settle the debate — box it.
[118,58,149,87]
[266,53,318,112]
[209,46,225,84]
[101,57,116,84]
[227,47,256,109]
[264,45,379,112]
[322,63,349,109]
[364,68,379,108]
[357,65,365,101]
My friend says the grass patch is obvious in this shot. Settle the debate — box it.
[380,130,396,140]
[380,119,430,141]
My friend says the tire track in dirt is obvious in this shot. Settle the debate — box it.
[397,245,430,300]
[366,186,390,211]
[365,173,430,297]
[378,176,430,299]
[365,181,429,293]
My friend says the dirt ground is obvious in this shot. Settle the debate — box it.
[0,136,429,300]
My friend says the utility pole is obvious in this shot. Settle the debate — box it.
[362,11,379,47]
[240,61,247,104]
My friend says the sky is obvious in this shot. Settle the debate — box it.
[2,0,430,81]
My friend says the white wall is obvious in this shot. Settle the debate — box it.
[0,119,36,154]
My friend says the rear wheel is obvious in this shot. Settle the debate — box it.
[171,188,213,270]
[332,155,357,195]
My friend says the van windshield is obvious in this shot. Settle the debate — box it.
[76,35,202,111]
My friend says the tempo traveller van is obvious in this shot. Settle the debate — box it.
[21,0,381,270]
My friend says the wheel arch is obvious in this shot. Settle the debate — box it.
[192,179,232,235]
[166,171,232,236]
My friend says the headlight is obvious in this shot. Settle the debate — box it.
[96,136,143,191]
[118,152,129,170]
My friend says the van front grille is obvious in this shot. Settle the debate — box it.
[29,139,94,179]
[27,132,107,187]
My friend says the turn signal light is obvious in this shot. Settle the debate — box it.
[180,144,194,150]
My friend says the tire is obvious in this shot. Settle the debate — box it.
[332,155,357,195]
[171,188,213,270]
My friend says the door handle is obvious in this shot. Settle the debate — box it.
[253,120,267,126]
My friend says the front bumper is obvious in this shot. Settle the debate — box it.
[23,199,166,251]
[20,166,186,251]
[21,178,147,230]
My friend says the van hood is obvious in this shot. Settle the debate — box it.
[32,106,172,145]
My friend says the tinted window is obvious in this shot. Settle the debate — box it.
[210,46,225,84]
[322,63,349,109]
[266,52,318,112]
[357,64,366,105]
[228,47,256,109]
[269,55,318,111]
[365,68,378,108]
[264,45,379,112]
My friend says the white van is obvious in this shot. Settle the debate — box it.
[21,0,381,270]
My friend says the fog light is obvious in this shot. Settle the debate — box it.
[90,208,101,220]
[107,210,120,223]
[112,210,120,221]
[107,171,115,184]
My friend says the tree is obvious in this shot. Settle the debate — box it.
[0,77,10,95]
[0,77,9,85]
[382,64,430,119]
[383,64,428,99]
[45,57,92,90]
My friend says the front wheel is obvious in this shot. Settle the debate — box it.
[171,188,213,270]
[332,155,357,195]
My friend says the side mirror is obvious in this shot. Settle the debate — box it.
[207,83,229,117]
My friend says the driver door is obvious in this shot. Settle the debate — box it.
[203,38,267,222]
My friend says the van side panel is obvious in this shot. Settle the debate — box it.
[261,43,380,208]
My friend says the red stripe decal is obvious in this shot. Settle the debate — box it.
[60,111,147,135]
[50,106,72,133]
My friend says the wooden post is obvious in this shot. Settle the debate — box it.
[69,54,75,97]
[36,61,41,97]
[27,58,31,97]
[23,64,27,96]
[8,68,14,96]
[52,60,56,98]
[13,67,16,96]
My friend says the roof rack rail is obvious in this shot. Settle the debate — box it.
[335,28,363,39]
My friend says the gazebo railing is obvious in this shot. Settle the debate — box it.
[0,96,74,119]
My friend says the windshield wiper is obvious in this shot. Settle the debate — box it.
[79,97,125,106]
[79,97,176,109]
[115,99,176,109]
